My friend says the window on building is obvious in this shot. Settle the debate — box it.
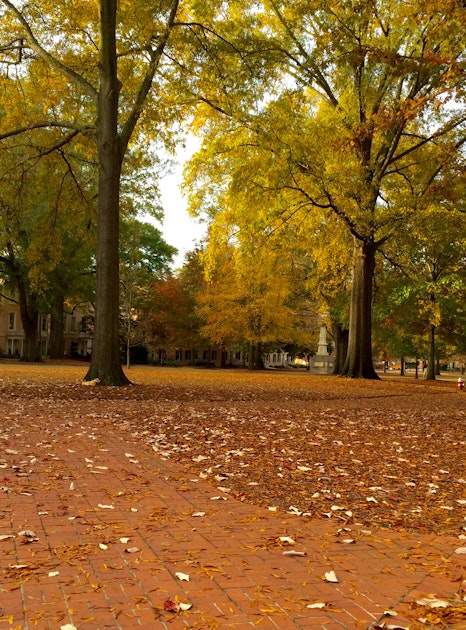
[185,350,192,361]
[70,315,77,332]
[8,312,15,330]
[41,315,48,332]
[211,350,217,360]
[175,350,182,361]
[235,351,241,360]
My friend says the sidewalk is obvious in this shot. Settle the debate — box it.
[1,412,465,629]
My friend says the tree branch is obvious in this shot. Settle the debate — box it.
[0,121,94,141]
[120,0,180,154]
[0,292,19,304]
[390,114,466,166]
[268,0,339,108]
[0,0,97,102]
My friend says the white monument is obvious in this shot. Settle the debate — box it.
[317,326,329,356]
[309,325,334,374]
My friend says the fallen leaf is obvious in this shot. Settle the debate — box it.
[18,529,36,538]
[192,455,208,462]
[416,597,449,608]
[175,571,190,582]
[81,378,100,386]
[17,530,38,542]
[323,570,339,583]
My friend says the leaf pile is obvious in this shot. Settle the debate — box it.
[1,364,465,535]
[125,375,466,535]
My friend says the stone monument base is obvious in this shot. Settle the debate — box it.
[309,354,334,374]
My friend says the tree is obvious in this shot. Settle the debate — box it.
[0,0,185,383]
[196,215,314,369]
[119,218,177,368]
[375,202,466,379]
[142,250,206,358]
[185,0,466,378]
[0,134,96,361]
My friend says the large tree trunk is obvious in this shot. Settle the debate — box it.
[248,343,264,370]
[85,0,129,385]
[17,283,41,362]
[49,294,65,359]
[426,324,436,380]
[221,345,227,368]
[331,323,349,375]
[341,238,379,379]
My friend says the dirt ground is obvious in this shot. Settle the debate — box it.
[1,361,465,537]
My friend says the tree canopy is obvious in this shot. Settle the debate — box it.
[185,0,466,377]
[0,0,465,379]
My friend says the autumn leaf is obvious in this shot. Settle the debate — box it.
[175,572,190,582]
[323,571,338,583]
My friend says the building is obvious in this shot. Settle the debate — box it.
[0,299,92,358]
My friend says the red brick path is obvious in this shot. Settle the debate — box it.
[1,414,465,629]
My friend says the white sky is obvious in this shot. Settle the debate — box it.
[158,139,207,269]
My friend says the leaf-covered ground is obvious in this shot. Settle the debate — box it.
[1,362,465,536]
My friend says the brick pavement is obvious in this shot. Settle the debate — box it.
[1,413,465,629]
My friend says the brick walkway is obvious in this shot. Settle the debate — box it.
[1,414,465,629]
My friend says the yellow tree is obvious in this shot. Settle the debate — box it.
[0,0,189,383]
[196,201,314,368]
[0,115,96,361]
[186,0,466,378]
